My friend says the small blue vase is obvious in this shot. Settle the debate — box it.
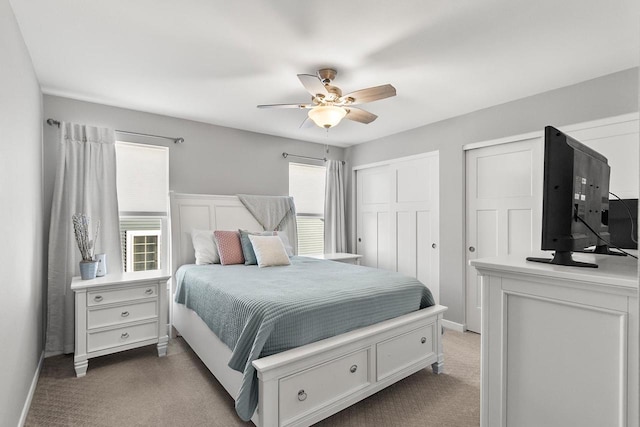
[79,260,98,280]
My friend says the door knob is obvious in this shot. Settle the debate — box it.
[432,243,437,249]
[358,238,362,242]
[469,246,476,252]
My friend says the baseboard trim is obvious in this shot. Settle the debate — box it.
[442,319,466,332]
[19,351,44,427]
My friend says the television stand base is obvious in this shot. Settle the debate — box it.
[526,251,598,268]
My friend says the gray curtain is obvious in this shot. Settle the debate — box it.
[324,160,346,253]
[46,122,123,356]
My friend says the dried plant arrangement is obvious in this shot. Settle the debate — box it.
[72,213,101,262]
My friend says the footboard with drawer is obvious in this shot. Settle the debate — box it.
[253,305,446,427]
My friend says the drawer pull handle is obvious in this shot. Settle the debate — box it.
[421,337,427,344]
[145,288,154,295]
[297,390,307,402]
[121,332,129,339]
[121,311,130,317]
[350,365,358,373]
[94,295,103,302]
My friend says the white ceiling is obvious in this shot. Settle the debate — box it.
[10,0,640,147]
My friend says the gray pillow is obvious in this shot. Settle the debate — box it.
[239,229,274,265]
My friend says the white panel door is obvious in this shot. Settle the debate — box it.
[356,153,439,302]
[393,155,440,302]
[465,139,542,333]
[356,165,391,268]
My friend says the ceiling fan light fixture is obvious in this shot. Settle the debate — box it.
[308,105,347,129]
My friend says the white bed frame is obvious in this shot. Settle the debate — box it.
[170,193,447,427]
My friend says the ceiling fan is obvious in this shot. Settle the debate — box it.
[257,68,396,129]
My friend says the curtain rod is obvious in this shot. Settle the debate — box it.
[46,118,185,144]
[282,152,345,165]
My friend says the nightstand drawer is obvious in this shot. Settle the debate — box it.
[72,272,170,377]
[87,300,158,329]
[88,284,157,306]
[87,321,158,353]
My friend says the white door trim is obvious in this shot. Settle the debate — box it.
[353,150,439,171]
[462,112,639,151]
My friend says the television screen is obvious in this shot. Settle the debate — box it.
[527,126,611,268]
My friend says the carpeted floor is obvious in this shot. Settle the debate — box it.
[26,330,480,426]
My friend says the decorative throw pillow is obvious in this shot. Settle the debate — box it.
[239,229,275,265]
[248,235,291,268]
[191,229,220,264]
[214,230,245,265]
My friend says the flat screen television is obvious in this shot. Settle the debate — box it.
[526,126,611,268]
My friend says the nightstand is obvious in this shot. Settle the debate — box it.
[304,252,363,265]
[71,270,170,377]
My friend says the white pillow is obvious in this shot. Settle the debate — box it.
[248,235,291,268]
[191,229,220,264]
[276,231,294,256]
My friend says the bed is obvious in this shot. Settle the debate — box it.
[170,193,447,427]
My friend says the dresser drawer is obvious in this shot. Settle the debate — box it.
[87,300,158,329]
[279,349,369,425]
[87,321,158,353]
[376,324,435,381]
[88,284,157,306]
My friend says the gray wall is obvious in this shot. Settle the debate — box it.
[0,0,44,424]
[345,68,640,324]
[42,95,345,251]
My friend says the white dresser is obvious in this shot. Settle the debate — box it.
[471,253,638,427]
[71,270,170,377]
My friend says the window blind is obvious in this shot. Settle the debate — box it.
[289,163,326,216]
[289,162,326,254]
[115,142,169,214]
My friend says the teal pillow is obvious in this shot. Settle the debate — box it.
[239,229,274,265]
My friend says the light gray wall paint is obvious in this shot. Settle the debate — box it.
[42,95,345,251]
[345,68,640,324]
[0,0,44,424]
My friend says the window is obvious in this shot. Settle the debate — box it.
[126,230,161,272]
[115,142,169,272]
[289,163,326,255]
[120,217,162,272]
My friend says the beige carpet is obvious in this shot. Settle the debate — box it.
[26,330,480,427]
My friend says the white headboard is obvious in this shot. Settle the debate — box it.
[169,192,298,279]
[170,193,262,271]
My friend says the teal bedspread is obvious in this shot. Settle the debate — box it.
[174,256,434,421]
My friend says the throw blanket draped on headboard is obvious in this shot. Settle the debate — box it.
[237,194,298,255]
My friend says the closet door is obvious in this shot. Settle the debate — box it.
[356,153,440,302]
[356,165,392,270]
[465,138,542,333]
[392,155,440,303]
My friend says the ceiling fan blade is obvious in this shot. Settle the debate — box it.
[345,107,378,124]
[299,116,316,129]
[297,74,329,97]
[257,103,312,109]
[341,84,396,105]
